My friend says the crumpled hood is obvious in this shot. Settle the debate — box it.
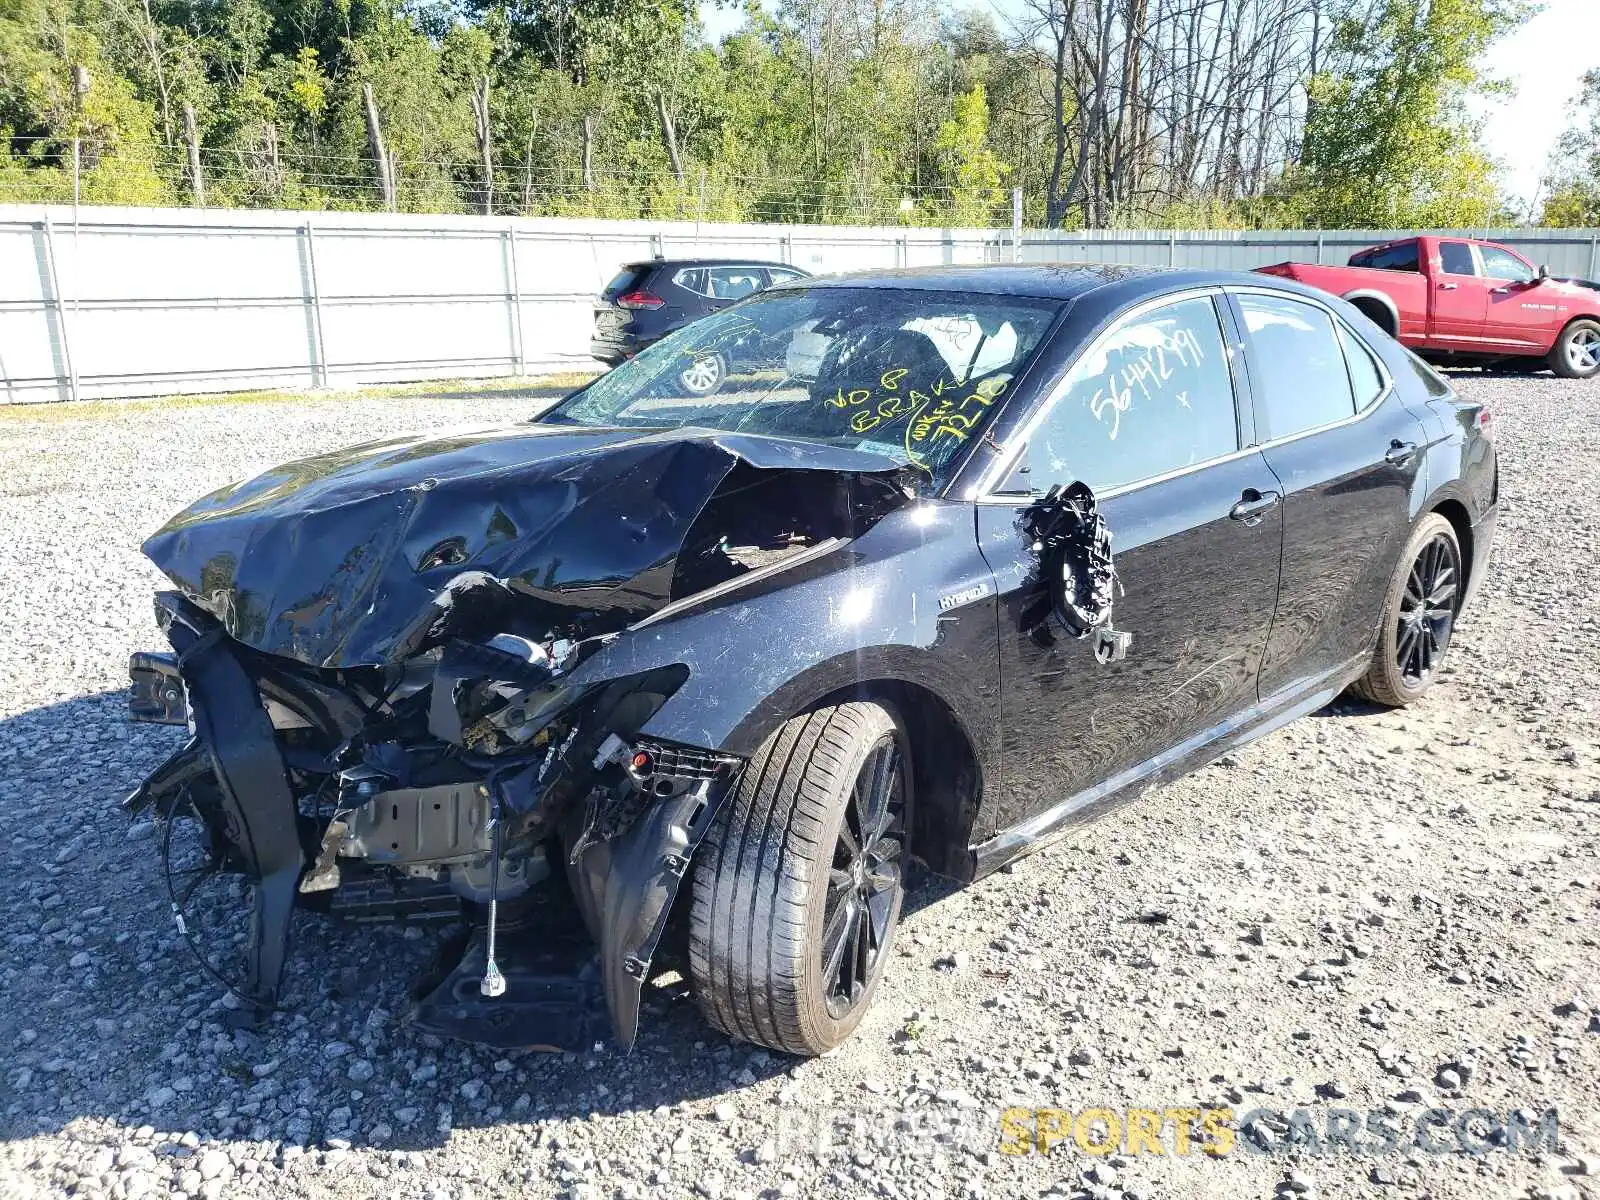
[143,421,909,669]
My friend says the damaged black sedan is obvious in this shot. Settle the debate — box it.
[126,265,1497,1057]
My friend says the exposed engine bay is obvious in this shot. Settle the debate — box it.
[124,426,915,1051]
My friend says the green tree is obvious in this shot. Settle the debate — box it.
[1538,69,1600,227]
[1279,0,1511,228]
[932,82,1006,226]
[0,0,171,202]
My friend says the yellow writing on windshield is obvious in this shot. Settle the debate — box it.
[810,359,1011,473]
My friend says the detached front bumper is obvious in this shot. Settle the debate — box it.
[125,594,741,1052]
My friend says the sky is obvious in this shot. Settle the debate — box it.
[1474,0,1594,214]
[698,0,1596,218]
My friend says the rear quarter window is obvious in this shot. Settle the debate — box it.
[1337,322,1386,410]
[1404,350,1454,399]
[1238,293,1356,438]
[1369,242,1421,273]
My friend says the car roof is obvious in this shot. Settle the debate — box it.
[625,258,800,271]
[794,263,1171,300]
[772,263,1369,323]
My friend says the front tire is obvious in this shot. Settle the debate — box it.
[1350,514,1463,707]
[1549,319,1600,379]
[688,702,908,1056]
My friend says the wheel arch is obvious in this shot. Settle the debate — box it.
[708,649,990,880]
[799,678,984,880]
[1423,493,1475,598]
[1555,312,1600,342]
[1343,289,1400,337]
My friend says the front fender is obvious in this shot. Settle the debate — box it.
[559,501,999,761]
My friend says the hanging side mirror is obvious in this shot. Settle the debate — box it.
[1021,481,1130,662]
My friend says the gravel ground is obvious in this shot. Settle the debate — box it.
[0,373,1596,1200]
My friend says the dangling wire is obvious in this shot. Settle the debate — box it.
[160,795,261,1007]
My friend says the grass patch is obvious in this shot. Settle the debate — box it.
[0,371,597,424]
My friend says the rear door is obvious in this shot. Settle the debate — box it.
[1228,288,1430,698]
[975,290,1284,835]
[1428,239,1491,345]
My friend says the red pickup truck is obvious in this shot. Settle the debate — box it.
[1256,235,1600,379]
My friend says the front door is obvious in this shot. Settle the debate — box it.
[1479,244,1562,352]
[1228,289,1431,697]
[976,292,1283,836]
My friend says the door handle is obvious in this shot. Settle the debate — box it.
[1229,489,1281,525]
[1384,439,1418,466]
[1490,286,1511,295]
[1437,282,1458,291]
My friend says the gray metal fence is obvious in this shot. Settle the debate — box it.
[1014,228,1600,275]
[3,205,1596,405]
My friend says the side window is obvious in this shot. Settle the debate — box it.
[1438,241,1477,276]
[1371,241,1420,272]
[1337,321,1386,410]
[1349,250,1374,268]
[1015,295,1239,494]
[672,267,709,295]
[767,268,807,285]
[1238,293,1356,438]
[707,266,765,300]
[1479,246,1536,283]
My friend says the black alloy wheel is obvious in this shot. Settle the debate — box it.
[689,700,911,1055]
[1395,531,1460,687]
[821,737,906,1020]
[1352,512,1463,707]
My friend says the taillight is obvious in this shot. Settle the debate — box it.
[1477,407,1493,437]
[616,291,665,310]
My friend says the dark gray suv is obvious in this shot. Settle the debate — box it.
[589,258,809,392]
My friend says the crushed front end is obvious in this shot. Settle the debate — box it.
[121,425,912,1051]
[126,591,740,1050]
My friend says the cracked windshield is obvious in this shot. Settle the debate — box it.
[545,288,1062,485]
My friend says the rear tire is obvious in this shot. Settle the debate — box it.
[688,701,908,1056]
[679,352,727,396]
[1346,296,1398,339]
[1350,514,1463,707]
[1548,319,1600,379]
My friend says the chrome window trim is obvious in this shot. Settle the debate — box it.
[975,284,1396,505]
[976,442,1264,506]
